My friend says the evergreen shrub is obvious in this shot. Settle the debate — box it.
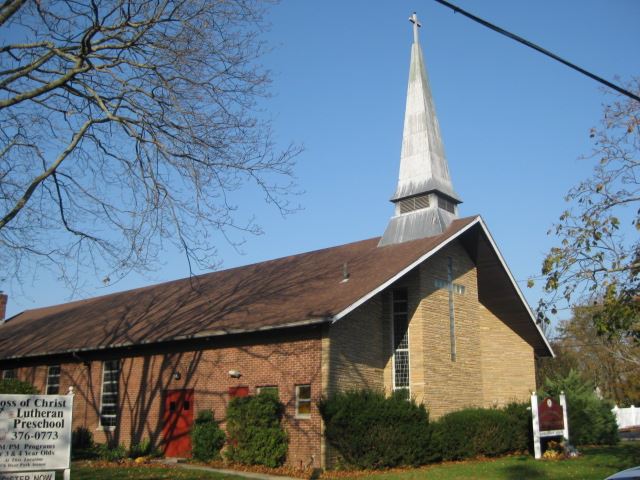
[432,405,531,461]
[71,426,97,459]
[192,410,226,461]
[0,378,38,394]
[432,408,509,460]
[501,401,533,453]
[318,389,433,469]
[541,370,619,446]
[225,393,288,467]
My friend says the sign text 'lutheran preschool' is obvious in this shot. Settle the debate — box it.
[0,394,73,473]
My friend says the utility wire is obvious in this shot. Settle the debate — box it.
[433,0,640,103]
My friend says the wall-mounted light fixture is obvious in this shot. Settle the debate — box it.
[228,369,241,378]
[173,372,181,380]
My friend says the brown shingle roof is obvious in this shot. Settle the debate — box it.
[0,218,480,360]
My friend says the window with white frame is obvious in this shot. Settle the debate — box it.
[2,369,16,380]
[295,385,311,418]
[392,288,410,398]
[46,365,61,394]
[100,360,119,428]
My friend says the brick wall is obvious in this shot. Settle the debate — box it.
[326,295,385,395]
[417,241,483,417]
[11,329,324,468]
[479,304,536,406]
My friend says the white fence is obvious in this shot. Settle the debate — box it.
[612,405,640,429]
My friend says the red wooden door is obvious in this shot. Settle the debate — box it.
[162,389,194,457]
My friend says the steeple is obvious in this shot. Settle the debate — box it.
[379,12,461,247]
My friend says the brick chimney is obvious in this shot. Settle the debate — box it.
[0,292,7,321]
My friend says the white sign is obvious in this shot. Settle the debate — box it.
[530,392,569,459]
[0,394,73,472]
[0,473,54,480]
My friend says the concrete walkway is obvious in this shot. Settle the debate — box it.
[172,462,305,480]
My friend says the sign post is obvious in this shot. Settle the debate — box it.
[531,391,569,459]
[0,387,74,478]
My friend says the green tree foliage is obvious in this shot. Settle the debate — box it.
[191,410,226,462]
[318,389,433,469]
[537,79,640,350]
[0,378,38,394]
[537,307,640,406]
[540,370,618,446]
[225,393,288,468]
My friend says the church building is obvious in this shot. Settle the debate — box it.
[0,14,552,469]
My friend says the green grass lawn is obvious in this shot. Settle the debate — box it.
[343,443,640,480]
[62,442,639,480]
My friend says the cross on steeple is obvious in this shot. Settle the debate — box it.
[409,12,421,44]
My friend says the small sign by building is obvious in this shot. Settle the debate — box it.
[0,392,73,474]
[531,392,569,459]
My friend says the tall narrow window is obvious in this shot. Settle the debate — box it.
[100,360,119,428]
[46,365,61,394]
[295,385,311,418]
[392,288,410,397]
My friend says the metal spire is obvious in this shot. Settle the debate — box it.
[379,12,462,247]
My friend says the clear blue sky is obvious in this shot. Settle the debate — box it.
[5,0,640,331]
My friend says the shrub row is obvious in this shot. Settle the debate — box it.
[431,402,532,461]
[71,427,160,461]
[319,389,434,468]
[321,384,618,469]
[319,390,533,468]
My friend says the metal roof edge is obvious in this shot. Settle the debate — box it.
[0,317,331,363]
[332,217,481,323]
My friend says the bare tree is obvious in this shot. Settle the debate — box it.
[536,79,639,344]
[0,0,300,290]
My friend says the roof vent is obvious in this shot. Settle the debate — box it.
[341,263,350,283]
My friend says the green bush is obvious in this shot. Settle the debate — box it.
[0,378,38,394]
[128,438,160,459]
[95,443,127,461]
[501,401,533,453]
[432,407,516,461]
[541,370,619,446]
[71,426,97,459]
[225,393,288,467]
[192,410,226,462]
[72,426,94,450]
[319,389,433,469]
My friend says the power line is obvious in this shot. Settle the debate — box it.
[433,0,640,103]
